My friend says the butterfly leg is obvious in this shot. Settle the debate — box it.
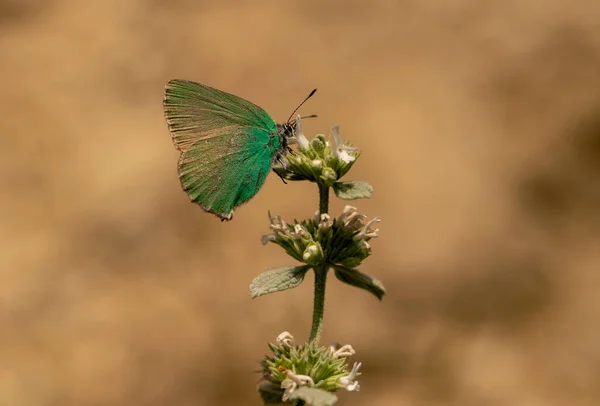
[277,156,287,169]
[274,168,288,184]
[275,156,288,184]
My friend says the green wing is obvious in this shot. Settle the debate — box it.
[163,80,280,220]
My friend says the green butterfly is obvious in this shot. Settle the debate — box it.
[163,80,316,221]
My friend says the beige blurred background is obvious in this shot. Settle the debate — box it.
[2,0,600,405]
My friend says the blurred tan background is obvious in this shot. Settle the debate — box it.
[2,0,600,405]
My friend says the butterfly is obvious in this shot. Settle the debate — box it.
[163,80,316,221]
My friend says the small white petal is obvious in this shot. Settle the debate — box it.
[294,115,310,150]
[338,149,355,164]
[276,331,295,348]
[286,370,314,386]
[345,381,360,391]
[337,205,358,224]
[281,378,297,401]
[364,217,381,229]
[345,212,367,231]
[337,206,367,231]
[313,210,321,223]
[331,126,357,164]
[339,362,362,392]
[356,217,381,240]
[332,344,356,358]
[318,213,333,234]
[268,213,289,235]
[332,125,342,151]
[291,224,308,239]
[261,234,276,245]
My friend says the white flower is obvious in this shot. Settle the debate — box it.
[281,379,296,402]
[329,343,356,358]
[276,331,295,349]
[268,210,289,235]
[337,205,358,223]
[318,213,333,234]
[287,370,314,386]
[260,234,276,245]
[262,211,291,245]
[356,217,381,240]
[292,115,309,150]
[281,370,314,401]
[331,125,358,164]
[339,362,361,392]
[290,224,309,240]
[337,205,366,231]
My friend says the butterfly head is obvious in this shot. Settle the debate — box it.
[277,121,297,138]
[277,114,317,154]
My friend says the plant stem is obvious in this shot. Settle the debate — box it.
[318,184,329,216]
[309,265,328,344]
[310,183,330,344]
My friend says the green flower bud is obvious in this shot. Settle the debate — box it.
[320,167,338,186]
[311,159,323,169]
[311,136,326,153]
[302,242,324,265]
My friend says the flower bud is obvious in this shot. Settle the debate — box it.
[320,167,338,186]
[317,213,333,235]
[311,159,323,169]
[276,331,295,349]
[302,242,324,265]
[310,136,326,153]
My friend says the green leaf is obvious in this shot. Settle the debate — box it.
[250,266,311,299]
[332,181,373,200]
[289,387,338,406]
[333,265,386,300]
[257,381,284,404]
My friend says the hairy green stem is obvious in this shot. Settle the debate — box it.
[310,184,330,344]
[309,265,328,344]
[318,184,329,217]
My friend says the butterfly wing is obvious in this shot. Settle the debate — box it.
[164,80,280,220]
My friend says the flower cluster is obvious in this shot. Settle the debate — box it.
[262,206,380,268]
[258,332,362,404]
[274,116,359,186]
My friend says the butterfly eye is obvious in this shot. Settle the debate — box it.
[289,122,299,136]
[277,122,296,138]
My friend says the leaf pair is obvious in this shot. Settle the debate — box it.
[250,265,385,301]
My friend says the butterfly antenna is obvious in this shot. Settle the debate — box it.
[286,89,317,123]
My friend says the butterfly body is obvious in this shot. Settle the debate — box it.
[163,80,301,221]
